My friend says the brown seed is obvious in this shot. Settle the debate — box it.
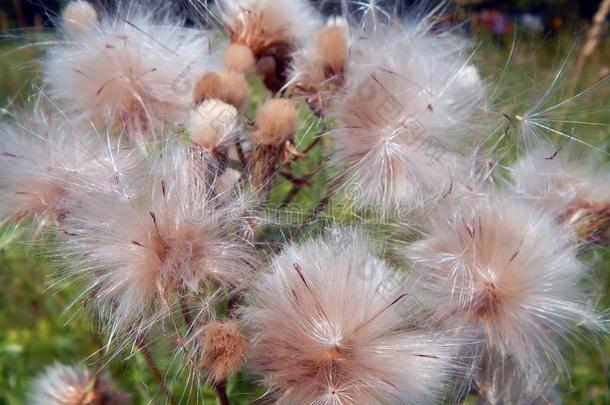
[223,43,257,75]
[193,72,223,105]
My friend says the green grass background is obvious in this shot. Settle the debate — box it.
[0,28,609,404]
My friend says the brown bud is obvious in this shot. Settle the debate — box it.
[201,320,246,383]
[223,43,256,76]
[254,99,299,146]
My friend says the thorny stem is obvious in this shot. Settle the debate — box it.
[279,162,324,208]
[235,139,247,167]
[251,145,281,200]
[302,135,322,155]
[214,380,231,405]
[136,339,177,405]
[280,185,302,208]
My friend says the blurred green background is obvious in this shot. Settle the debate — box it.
[1,1,609,404]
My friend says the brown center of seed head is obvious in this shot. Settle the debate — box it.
[150,221,206,274]
[472,281,506,321]
[324,344,346,362]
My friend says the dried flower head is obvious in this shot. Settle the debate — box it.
[215,0,321,91]
[62,1,98,34]
[242,230,461,404]
[407,195,603,401]
[61,142,257,334]
[0,109,130,235]
[216,0,320,57]
[223,43,256,75]
[287,19,350,114]
[511,143,610,244]
[253,99,299,146]
[193,72,224,105]
[193,71,251,110]
[44,3,210,143]
[330,23,485,208]
[316,25,349,74]
[200,320,246,383]
[188,100,239,152]
[218,71,251,111]
[29,363,129,405]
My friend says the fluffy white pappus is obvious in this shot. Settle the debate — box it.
[503,57,610,158]
[29,363,128,405]
[454,64,484,94]
[325,15,349,31]
[188,99,239,153]
[330,23,485,209]
[477,351,563,405]
[61,1,99,34]
[511,143,610,243]
[0,109,132,235]
[216,0,322,56]
[215,168,242,203]
[43,2,211,143]
[406,195,604,401]
[30,363,95,405]
[61,141,258,336]
[242,230,462,405]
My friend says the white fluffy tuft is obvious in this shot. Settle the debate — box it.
[0,108,137,235]
[511,143,610,213]
[188,99,239,152]
[330,23,485,209]
[216,0,321,53]
[62,1,98,34]
[44,3,211,143]
[61,141,257,336]
[511,143,610,244]
[30,363,95,405]
[406,195,603,402]
[29,363,128,405]
[242,229,462,404]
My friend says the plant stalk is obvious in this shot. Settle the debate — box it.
[137,339,177,405]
